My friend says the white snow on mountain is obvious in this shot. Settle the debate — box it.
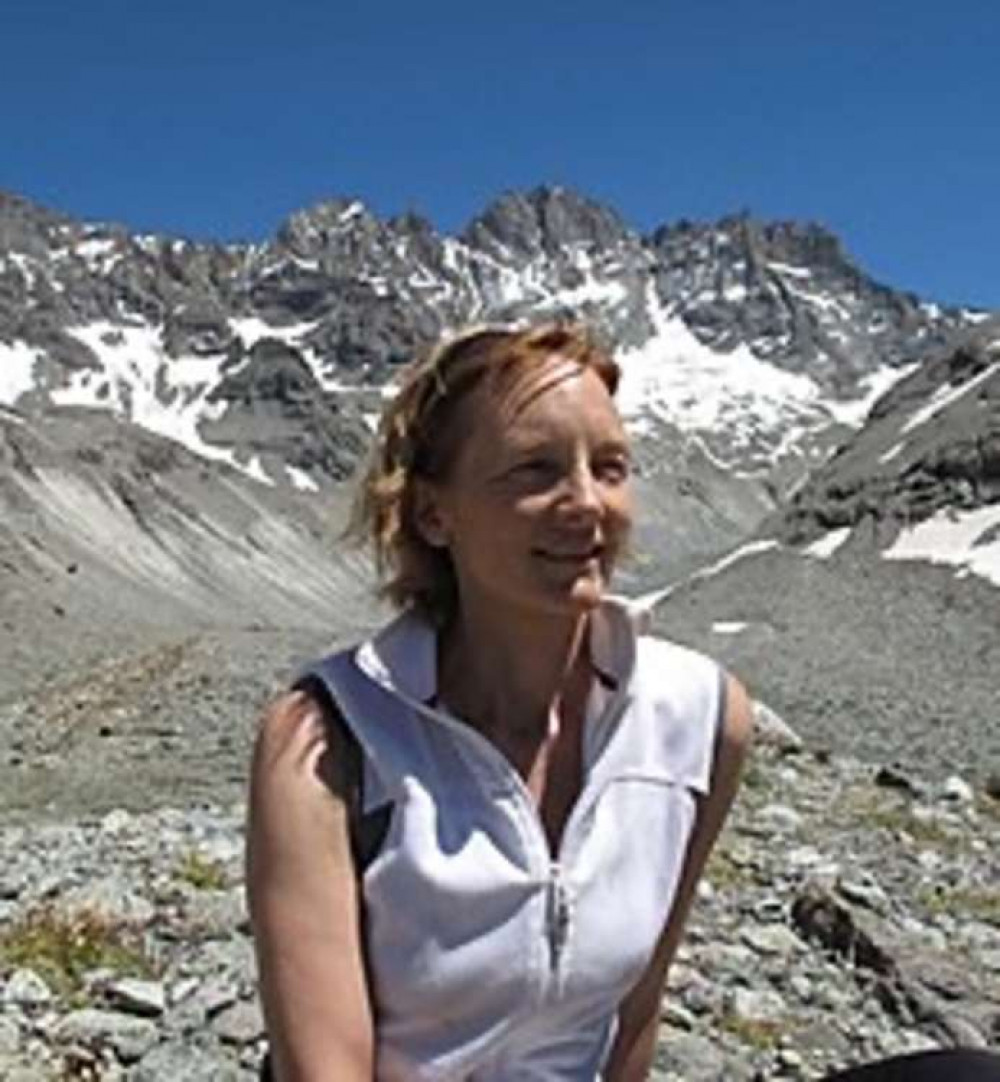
[803,528,852,558]
[826,364,918,427]
[615,284,851,464]
[286,464,319,492]
[0,342,42,403]
[229,317,318,348]
[0,300,904,485]
[48,322,240,469]
[883,505,1000,587]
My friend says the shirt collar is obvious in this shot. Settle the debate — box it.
[354,595,641,705]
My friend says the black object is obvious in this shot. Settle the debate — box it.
[820,1049,1000,1081]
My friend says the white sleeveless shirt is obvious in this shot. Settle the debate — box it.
[306,597,723,1081]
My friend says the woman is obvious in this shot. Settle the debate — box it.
[246,324,998,1081]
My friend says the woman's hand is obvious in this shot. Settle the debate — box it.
[246,691,374,1082]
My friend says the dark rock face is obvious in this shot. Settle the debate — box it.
[649,216,958,387]
[774,320,1000,544]
[203,338,370,481]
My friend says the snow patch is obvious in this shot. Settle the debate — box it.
[51,322,253,477]
[768,261,812,279]
[712,621,748,634]
[804,528,851,558]
[287,464,319,493]
[0,342,43,405]
[8,254,37,288]
[75,238,117,262]
[826,364,917,427]
[883,505,1000,587]
[241,456,274,486]
[616,282,833,461]
[229,317,317,348]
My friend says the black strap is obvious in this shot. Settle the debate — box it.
[290,673,392,873]
[291,674,365,865]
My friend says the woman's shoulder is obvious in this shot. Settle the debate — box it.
[633,630,723,699]
[631,630,753,787]
[251,685,358,804]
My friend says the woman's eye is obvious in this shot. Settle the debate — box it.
[511,459,552,478]
[595,457,630,482]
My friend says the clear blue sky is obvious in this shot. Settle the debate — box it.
[4,0,999,308]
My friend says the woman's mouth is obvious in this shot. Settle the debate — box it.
[535,545,603,563]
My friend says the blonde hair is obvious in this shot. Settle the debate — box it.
[348,322,620,625]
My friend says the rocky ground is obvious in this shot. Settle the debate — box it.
[0,711,998,1080]
[2,512,999,1079]
[655,543,1000,787]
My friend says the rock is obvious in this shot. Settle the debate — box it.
[129,1040,246,1081]
[0,1058,51,1082]
[210,999,265,1046]
[3,967,54,1008]
[793,1019,851,1062]
[926,1011,987,1048]
[790,885,897,978]
[756,803,803,833]
[660,1000,697,1030]
[106,978,167,1018]
[0,872,24,900]
[62,877,156,925]
[741,923,802,957]
[982,950,1000,974]
[777,1046,806,1071]
[985,771,1000,802]
[654,1030,728,1082]
[696,942,756,978]
[725,987,787,1025]
[941,775,975,803]
[874,765,918,794]
[837,874,890,913]
[752,700,803,751]
[0,1016,20,1054]
[52,1008,158,1063]
[100,809,135,835]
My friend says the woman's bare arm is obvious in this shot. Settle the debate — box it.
[603,672,754,1082]
[246,690,374,1082]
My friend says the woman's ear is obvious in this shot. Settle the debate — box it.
[412,480,450,548]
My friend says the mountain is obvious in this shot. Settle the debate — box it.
[1,183,999,807]
[0,185,985,579]
[0,186,979,480]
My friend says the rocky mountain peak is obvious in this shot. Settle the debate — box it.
[274,197,375,260]
[462,185,633,261]
[0,183,993,506]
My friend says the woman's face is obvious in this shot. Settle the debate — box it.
[416,357,633,622]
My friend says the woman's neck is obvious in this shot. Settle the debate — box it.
[438,602,593,744]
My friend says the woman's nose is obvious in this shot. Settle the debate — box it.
[560,463,601,517]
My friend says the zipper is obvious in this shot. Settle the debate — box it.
[546,861,571,977]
